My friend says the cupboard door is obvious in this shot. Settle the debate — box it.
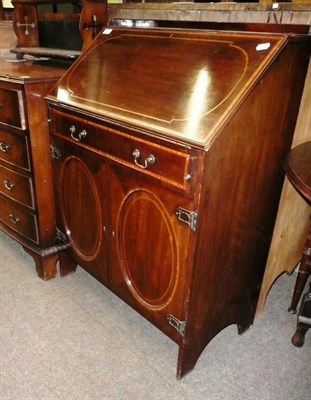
[52,138,109,284]
[109,164,196,342]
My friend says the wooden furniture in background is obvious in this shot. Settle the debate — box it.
[79,0,108,49]
[283,141,311,347]
[285,142,311,313]
[0,0,107,277]
[46,27,311,377]
[0,60,68,279]
[256,61,311,315]
[10,0,107,59]
[0,1,4,20]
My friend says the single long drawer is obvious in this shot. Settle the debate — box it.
[0,87,26,130]
[52,109,197,192]
[0,128,31,171]
[0,166,34,209]
[0,196,38,243]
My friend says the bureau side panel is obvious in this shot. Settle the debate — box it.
[177,39,311,378]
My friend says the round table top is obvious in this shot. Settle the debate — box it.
[284,141,311,203]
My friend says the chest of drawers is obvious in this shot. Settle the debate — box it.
[0,60,67,279]
[46,27,311,377]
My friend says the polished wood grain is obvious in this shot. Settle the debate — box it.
[0,165,34,208]
[0,86,25,128]
[52,136,109,284]
[52,108,195,193]
[0,196,38,242]
[54,28,290,148]
[0,129,31,171]
[47,27,311,378]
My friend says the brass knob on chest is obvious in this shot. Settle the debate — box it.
[132,148,156,169]
[3,178,15,191]
[0,141,10,153]
[69,125,87,142]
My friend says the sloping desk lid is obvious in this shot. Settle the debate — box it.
[48,27,290,149]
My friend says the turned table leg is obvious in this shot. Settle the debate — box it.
[288,222,311,314]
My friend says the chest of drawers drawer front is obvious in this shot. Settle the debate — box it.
[52,110,195,192]
[0,196,38,243]
[0,87,26,130]
[0,129,31,171]
[0,165,34,208]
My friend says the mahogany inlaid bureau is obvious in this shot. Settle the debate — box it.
[46,27,311,377]
[0,60,68,279]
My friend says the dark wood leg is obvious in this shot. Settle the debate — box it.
[23,246,58,280]
[288,222,311,313]
[58,248,77,277]
[176,340,201,380]
[292,323,309,347]
[176,301,254,379]
[291,282,311,347]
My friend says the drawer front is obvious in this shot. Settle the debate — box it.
[52,110,197,192]
[0,166,34,208]
[0,128,31,171]
[0,87,26,130]
[0,196,38,243]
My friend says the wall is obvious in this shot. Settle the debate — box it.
[0,20,15,58]
[108,3,311,27]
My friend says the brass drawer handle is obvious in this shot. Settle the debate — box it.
[69,125,87,142]
[9,213,20,224]
[0,141,10,153]
[132,148,156,169]
[3,178,15,191]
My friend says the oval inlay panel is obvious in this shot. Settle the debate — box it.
[60,156,102,261]
[118,190,178,309]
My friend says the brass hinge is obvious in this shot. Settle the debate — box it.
[167,314,186,337]
[175,207,198,232]
[50,145,62,160]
